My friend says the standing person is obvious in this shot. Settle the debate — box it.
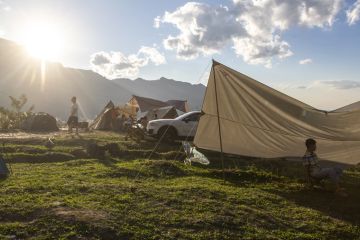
[67,96,79,134]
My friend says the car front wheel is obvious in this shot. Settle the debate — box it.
[158,126,177,142]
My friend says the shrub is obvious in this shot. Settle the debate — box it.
[0,94,34,130]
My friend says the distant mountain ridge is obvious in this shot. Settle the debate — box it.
[0,38,206,120]
[113,77,205,110]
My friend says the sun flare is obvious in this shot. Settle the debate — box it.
[21,22,65,61]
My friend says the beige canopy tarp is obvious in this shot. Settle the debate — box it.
[335,101,360,112]
[194,61,360,164]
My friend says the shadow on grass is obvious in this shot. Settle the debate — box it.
[197,150,355,183]
[6,152,75,163]
[260,163,360,226]
[95,158,188,179]
[203,168,284,185]
[265,184,360,226]
[189,153,360,227]
[121,139,182,152]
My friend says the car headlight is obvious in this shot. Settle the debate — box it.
[147,122,157,128]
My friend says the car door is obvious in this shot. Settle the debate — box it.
[181,113,201,137]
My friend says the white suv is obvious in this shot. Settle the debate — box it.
[146,111,201,141]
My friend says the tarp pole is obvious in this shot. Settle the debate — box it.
[212,60,225,180]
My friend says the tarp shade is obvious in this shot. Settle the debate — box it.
[194,61,360,164]
[166,100,189,113]
[334,101,360,112]
[138,106,178,121]
[129,96,190,113]
[131,95,169,112]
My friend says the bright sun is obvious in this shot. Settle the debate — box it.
[22,22,65,61]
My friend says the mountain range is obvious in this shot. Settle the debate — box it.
[0,38,206,120]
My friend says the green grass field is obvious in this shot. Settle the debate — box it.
[0,131,359,239]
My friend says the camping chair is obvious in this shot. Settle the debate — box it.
[78,122,89,131]
[125,124,145,142]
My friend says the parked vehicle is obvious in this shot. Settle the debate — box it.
[146,111,201,141]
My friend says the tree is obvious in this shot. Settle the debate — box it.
[9,94,28,113]
[0,94,35,130]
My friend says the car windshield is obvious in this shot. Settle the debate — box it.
[175,111,201,121]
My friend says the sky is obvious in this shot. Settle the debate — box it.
[0,0,360,110]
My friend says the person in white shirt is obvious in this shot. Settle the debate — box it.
[67,96,79,134]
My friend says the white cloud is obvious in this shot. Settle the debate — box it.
[299,58,312,65]
[153,16,161,28]
[160,2,246,60]
[156,0,344,67]
[233,35,293,68]
[347,0,360,25]
[279,80,360,110]
[0,0,10,11]
[137,46,166,65]
[321,80,360,89]
[90,46,166,79]
[295,80,360,90]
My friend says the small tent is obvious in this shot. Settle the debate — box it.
[194,61,360,165]
[90,101,134,130]
[89,101,116,130]
[21,112,58,132]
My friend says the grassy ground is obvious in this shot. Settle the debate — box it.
[0,131,359,240]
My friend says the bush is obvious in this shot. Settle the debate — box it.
[0,94,34,130]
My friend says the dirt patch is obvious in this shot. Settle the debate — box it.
[52,207,108,222]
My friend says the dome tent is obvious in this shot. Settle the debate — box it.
[21,112,59,132]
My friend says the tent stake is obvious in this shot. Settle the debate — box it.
[212,60,225,180]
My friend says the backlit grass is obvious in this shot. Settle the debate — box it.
[0,131,359,239]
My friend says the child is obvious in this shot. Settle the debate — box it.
[303,138,346,196]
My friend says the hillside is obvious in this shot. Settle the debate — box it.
[0,38,206,120]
